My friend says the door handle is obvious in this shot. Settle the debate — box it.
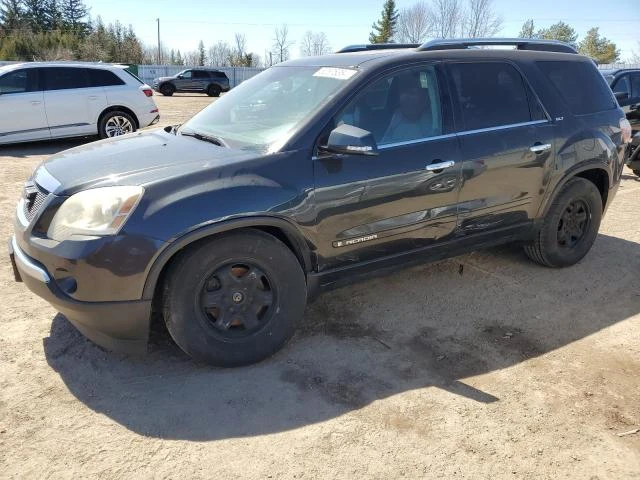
[31,101,42,106]
[426,160,455,171]
[530,143,551,154]
[88,96,99,100]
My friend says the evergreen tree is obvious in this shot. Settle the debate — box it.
[519,19,535,38]
[197,40,205,66]
[0,0,23,31]
[369,0,398,43]
[536,21,578,47]
[578,27,620,64]
[23,0,48,32]
[175,49,183,65]
[60,0,89,35]
[169,48,176,64]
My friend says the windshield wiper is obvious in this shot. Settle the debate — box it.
[180,130,228,147]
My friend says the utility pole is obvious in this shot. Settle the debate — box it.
[156,18,161,64]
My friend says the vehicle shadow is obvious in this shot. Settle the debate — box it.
[0,138,91,158]
[43,233,640,441]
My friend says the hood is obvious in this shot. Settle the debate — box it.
[41,129,261,195]
[157,75,176,82]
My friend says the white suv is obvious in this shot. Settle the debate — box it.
[0,62,160,144]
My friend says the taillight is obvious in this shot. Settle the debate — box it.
[621,118,632,144]
[142,88,153,97]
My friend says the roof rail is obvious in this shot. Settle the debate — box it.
[337,43,420,53]
[417,38,578,54]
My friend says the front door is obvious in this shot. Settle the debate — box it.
[176,70,194,90]
[313,64,462,271]
[0,68,49,144]
[446,61,556,234]
[612,72,640,132]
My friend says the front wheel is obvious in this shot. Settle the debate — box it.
[524,177,602,268]
[206,84,221,97]
[98,111,136,139]
[159,84,175,96]
[163,230,307,366]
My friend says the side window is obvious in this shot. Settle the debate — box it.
[213,72,226,79]
[193,71,208,79]
[0,69,37,94]
[449,62,533,131]
[43,67,88,91]
[537,61,616,115]
[630,74,640,99]
[612,75,630,95]
[89,69,125,87]
[335,65,444,146]
[181,70,193,79]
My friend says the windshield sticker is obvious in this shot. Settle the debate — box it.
[313,67,357,80]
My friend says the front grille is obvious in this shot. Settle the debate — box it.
[22,183,48,222]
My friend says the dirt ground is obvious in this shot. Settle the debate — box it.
[1,94,639,479]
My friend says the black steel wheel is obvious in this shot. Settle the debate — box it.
[524,177,602,268]
[160,83,175,96]
[163,230,307,366]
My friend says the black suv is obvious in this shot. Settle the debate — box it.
[601,68,640,175]
[153,68,230,97]
[10,39,630,366]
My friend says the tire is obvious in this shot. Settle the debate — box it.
[206,84,221,97]
[98,110,136,139]
[163,230,307,366]
[524,177,602,268]
[159,83,175,96]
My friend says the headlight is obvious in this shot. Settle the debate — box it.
[48,186,143,241]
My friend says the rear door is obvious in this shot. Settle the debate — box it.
[192,70,209,91]
[0,68,49,143]
[447,61,555,234]
[42,67,108,137]
[313,63,462,270]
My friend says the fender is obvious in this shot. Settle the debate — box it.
[141,215,314,301]
[537,159,611,219]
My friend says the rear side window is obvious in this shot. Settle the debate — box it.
[0,69,38,94]
[43,67,88,91]
[212,72,227,79]
[537,61,616,115]
[123,70,144,84]
[448,62,536,131]
[89,68,125,87]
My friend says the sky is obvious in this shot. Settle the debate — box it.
[87,0,640,62]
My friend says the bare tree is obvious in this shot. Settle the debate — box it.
[432,0,463,38]
[300,30,332,56]
[234,32,247,58]
[396,2,434,43]
[182,50,199,66]
[462,0,502,38]
[629,41,640,64]
[273,24,294,63]
[208,40,231,67]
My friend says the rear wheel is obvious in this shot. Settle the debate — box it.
[207,84,221,97]
[524,177,602,268]
[160,83,175,96]
[98,111,136,139]
[163,230,307,366]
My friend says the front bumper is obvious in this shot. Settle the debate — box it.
[9,235,151,354]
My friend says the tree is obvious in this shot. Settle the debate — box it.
[207,41,231,66]
[536,21,578,47]
[272,24,293,62]
[60,0,89,35]
[197,40,206,66]
[629,42,640,64]
[519,19,535,38]
[395,2,433,43]
[463,0,501,38]
[0,0,24,31]
[432,0,462,38]
[369,0,399,43]
[578,27,620,64]
[175,49,183,65]
[22,0,48,32]
[300,30,331,56]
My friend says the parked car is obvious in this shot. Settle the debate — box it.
[10,39,631,366]
[601,68,640,176]
[0,62,159,144]
[153,68,230,97]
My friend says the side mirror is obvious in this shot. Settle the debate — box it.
[177,74,184,79]
[615,91,629,102]
[322,124,378,156]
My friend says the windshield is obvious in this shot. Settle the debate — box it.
[179,65,358,152]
